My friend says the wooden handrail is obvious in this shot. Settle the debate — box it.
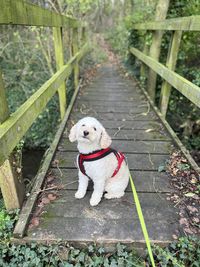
[132,15,200,31]
[130,47,200,109]
[0,43,90,167]
[0,0,79,28]
[0,0,90,209]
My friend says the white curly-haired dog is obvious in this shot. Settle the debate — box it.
[69,117,129,206]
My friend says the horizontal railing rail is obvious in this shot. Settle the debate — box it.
[0,0,91,209]
[0,0,79,28]
[132,15,200,31]
[0,44,90,167]
[130,14,200,174]
[130,47,200,108]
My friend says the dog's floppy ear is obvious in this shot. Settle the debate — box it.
[69,123,77,142]
[100,128,112,148]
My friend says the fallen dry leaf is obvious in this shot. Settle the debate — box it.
[41,197,50,204]
[31,217,39,227]
[48,193,57,201]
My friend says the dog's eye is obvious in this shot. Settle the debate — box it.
[93,127,96,131]
[82,124,85,127]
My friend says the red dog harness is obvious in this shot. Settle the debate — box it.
[78,147,125,179]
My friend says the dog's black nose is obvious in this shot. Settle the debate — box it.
[83,130,89,136]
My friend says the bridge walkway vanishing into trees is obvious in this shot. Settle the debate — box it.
[0,0,199,250]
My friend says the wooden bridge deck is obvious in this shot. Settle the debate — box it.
[21,65,181,249]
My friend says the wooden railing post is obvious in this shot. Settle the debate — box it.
[140,32,149,82]
[72,27,79,89]
[0,71,25,210]
[53,27,66,119]
[147,0,170,102]
[159,30,182,117]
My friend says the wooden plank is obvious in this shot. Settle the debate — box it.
[74,103,149,113]
[13,77,83,238]
[146,0,170,101]
[159,31,182,117]
[0,0,79,28]
[71,111,157,121]
[63,128,170,141]
[27,191,180,243]
[78,100,147,107]
[52,151,170,171]
[132,15,200,31]
[48,169,173,193]
[0,44,90,166]
[68,119,162,130]
[58,139,173,154]
[130,47,200,108]
[53,27,66,119]
[0,71,25,209]
[78,95,146,102]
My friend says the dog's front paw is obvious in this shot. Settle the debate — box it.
[90,196,101,206]
[75,190,85,199]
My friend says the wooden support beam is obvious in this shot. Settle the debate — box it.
[0,71,25,210]
[129,47,200,109]
[72,28,79,89]
[53,27,66,119]
[147,0,170,101]
[160,31,182,117]
[132,15,200,31]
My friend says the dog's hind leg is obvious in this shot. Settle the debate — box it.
[104,191,125,199]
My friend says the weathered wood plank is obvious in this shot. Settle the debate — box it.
[74,103,149,113]
[0,44,90,166]
[68,119,162,130]
[27,191,179,243]
[159,31,182,117]
[130,47,200,108]
[71,111,157,121]
[63,128,170,141]
[132,15,200,31]
[53,27,66,119]
[78,100,147,107]
[49,169,173,193]
[0,0,79,28]
[58,139,173,154]
[78,94,146,102]
[52,151,169,170]
[0,72,25,210]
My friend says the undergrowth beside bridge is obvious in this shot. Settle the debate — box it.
[0,206,199,267]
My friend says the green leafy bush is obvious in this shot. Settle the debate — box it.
[1,206,200,267]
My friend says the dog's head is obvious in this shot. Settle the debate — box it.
[69,117,112,149]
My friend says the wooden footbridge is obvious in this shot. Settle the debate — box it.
[0,0,199,250]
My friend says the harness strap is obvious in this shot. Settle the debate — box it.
[78,148,125,178]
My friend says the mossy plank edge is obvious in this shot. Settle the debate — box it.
[132,15,200,31]
[130,47,200,108]
[0,0,79,28]
[13,79,83,238]
[133,78,200,174]
[0,43,90,166]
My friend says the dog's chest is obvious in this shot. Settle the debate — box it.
[81,153,118,179]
